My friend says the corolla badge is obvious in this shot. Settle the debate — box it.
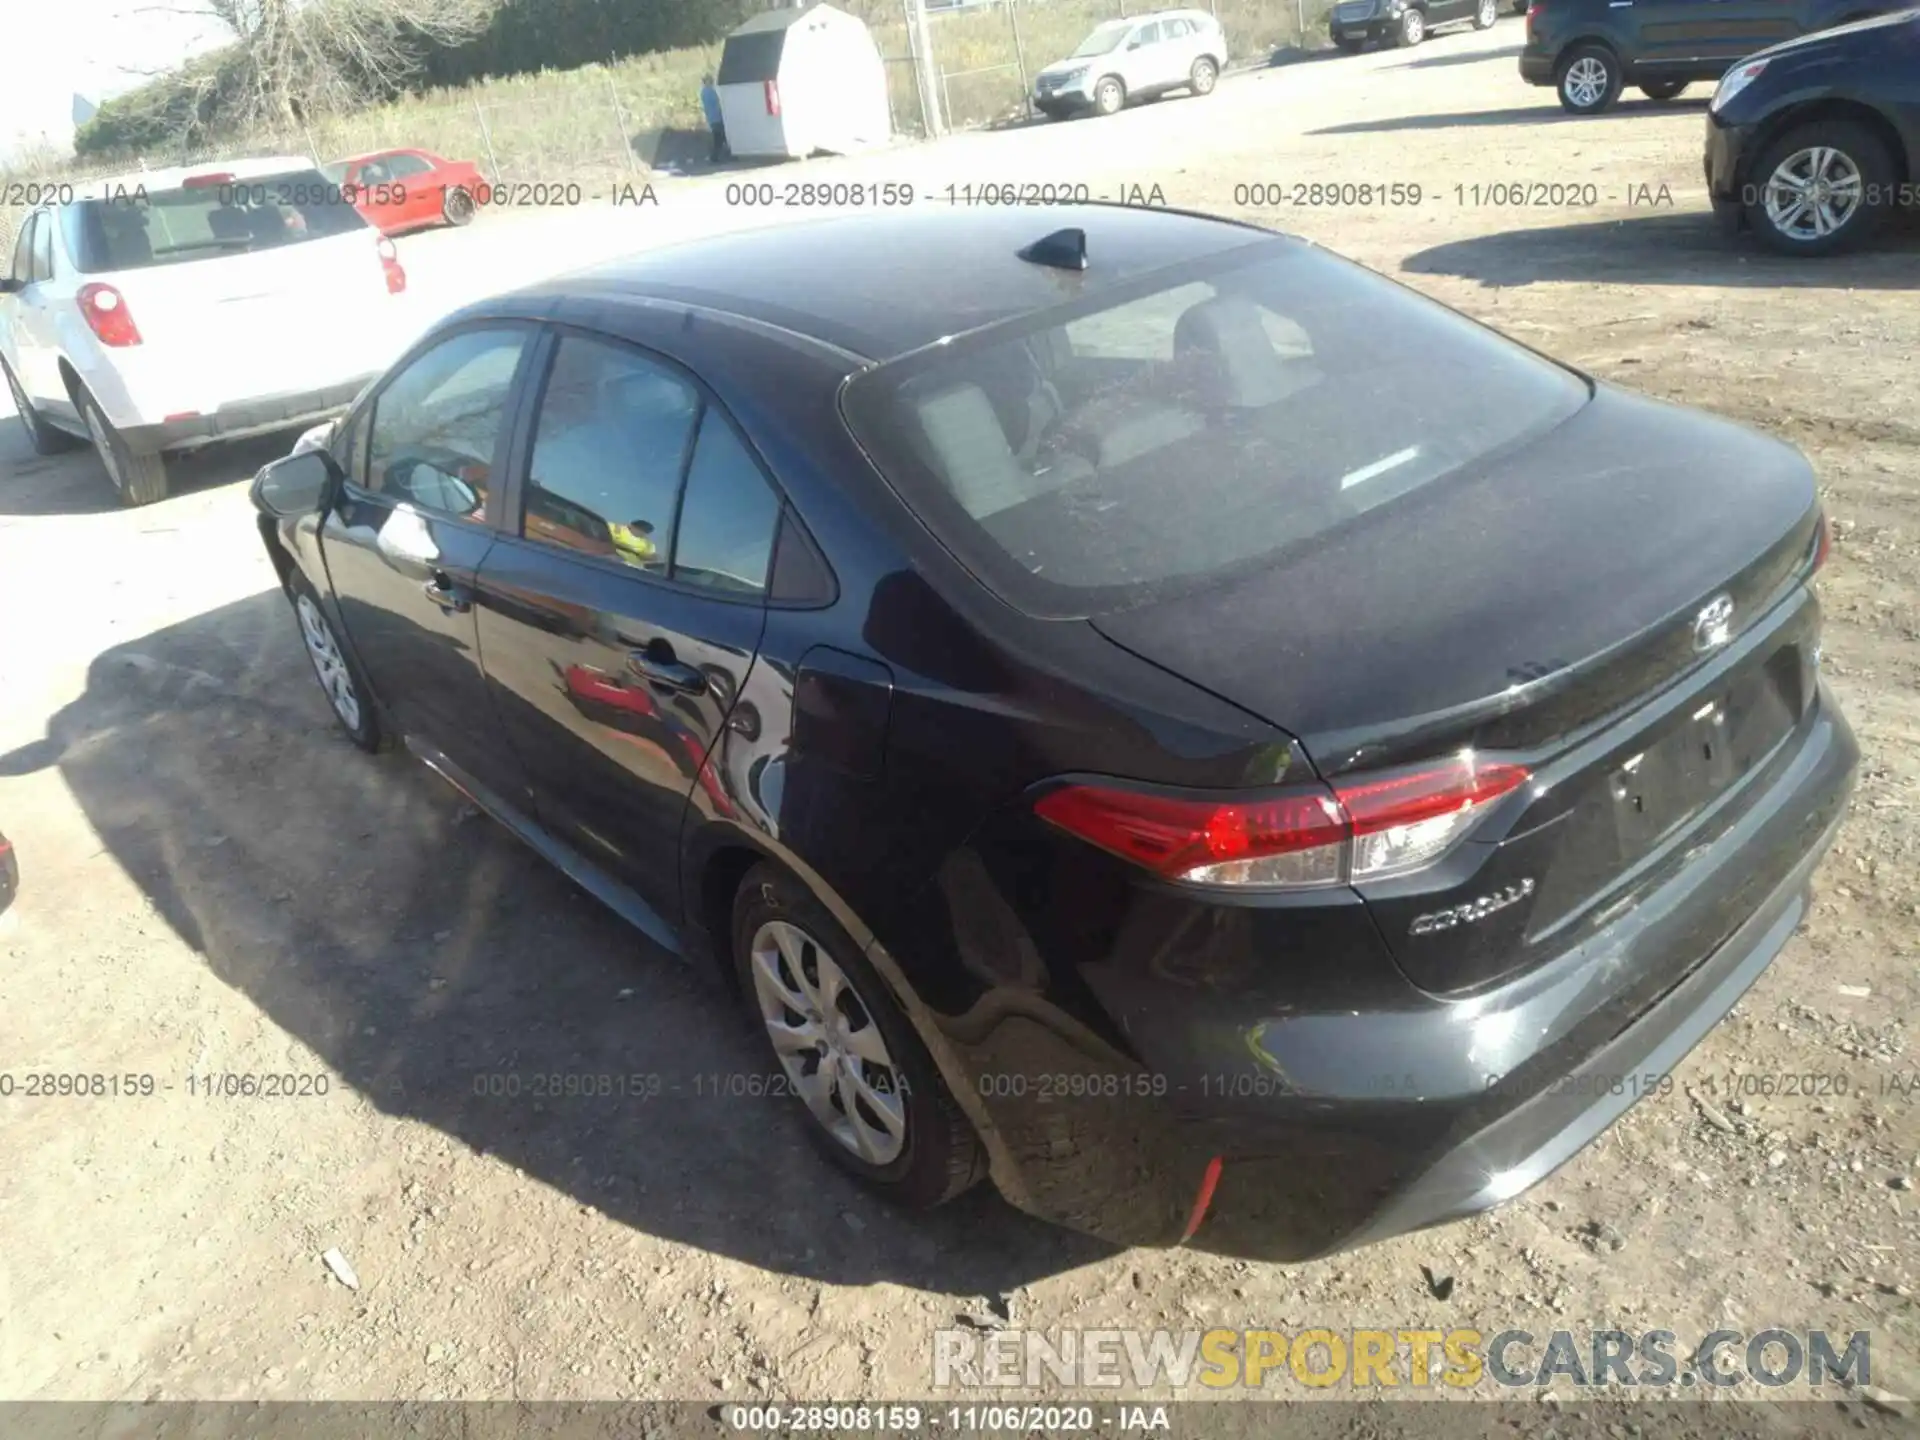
[1410,878,1536,936]
[1692,593,1736,653]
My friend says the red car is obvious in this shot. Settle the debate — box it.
[322,149,490,235]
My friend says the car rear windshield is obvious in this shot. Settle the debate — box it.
[62,168,370,274]
[840,238,1590,618]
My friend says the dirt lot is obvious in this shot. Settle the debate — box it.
[2,24,1917,1424]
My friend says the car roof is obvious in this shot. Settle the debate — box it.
[509,204,1281,363]
[68,155,319,198]
[336,149,438,164]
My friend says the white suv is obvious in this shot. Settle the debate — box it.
[0,156,413,505]
[1032,10,1228,119]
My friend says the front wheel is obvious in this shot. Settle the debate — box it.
[1093,75,1126,115]
[287,572,386,751]
[78,388,166,506]
[1556,45,1622,113]
[1473,0,1498,28]
[733,863,984,1209]
[1395,7,1426,45]
[1639,79,1687,100]
[1745,120,1893,257]
[1189,56,1219,95]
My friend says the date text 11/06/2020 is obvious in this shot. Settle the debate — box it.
[1229,180,1678,209]
[720,181,1173,209]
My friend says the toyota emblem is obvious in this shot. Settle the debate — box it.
[1692,594,1735,652]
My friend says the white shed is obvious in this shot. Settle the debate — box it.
[716,3,891,160]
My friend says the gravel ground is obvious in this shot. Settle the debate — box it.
[1,23,1916,1428]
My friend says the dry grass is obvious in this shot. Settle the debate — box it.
[0,0,1331,252]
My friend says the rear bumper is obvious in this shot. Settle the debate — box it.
[1519,49,1557,85]
[962,683,1856,1260]
[119,377,374,455]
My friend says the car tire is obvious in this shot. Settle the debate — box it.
[77,388,167,506]
[1395,7,1426,45]
[442,185,476,227]
[285,570,386,752]
[1093,75,1126,115]
[1744,119,1894,258]
[1189,56,1219,95]
[3,359,81,456]
[732,862,985,1210]
[1335,33,1367,52]
[1639,79,1687,100]
[1556,44,1622,113]
[1473,0,1498,28]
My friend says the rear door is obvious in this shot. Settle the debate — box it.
[320,322,537,797]
[1694,0,1803,59]
[474,327,781,928]
[377,152,441,230]
[1630,0,1745,66]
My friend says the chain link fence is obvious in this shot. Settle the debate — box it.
[0,0,1333,252]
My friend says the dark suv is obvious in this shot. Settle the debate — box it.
[1520,0,1904,114]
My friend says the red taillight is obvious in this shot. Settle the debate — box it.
[765,78,782,116]
[1035,755,1532,889]
[1034,783,1348,887]
[1810,512,1832,574]
[377,236,407,294]
[182,171,234,189]
[77,283,142,347]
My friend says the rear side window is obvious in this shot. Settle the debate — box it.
[384,153,435,178]
[523,335,700,573]
[841,239,1588,618]
[672,412,781,596]
[63,169,370,274]
[364,327,529,520]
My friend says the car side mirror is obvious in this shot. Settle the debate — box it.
[251,447,342,519]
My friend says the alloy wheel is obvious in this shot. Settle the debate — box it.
[296,592,364,732]
[1763,146,1864,242]
[750,918,907,1165]
[1477,0,1496,23]
[1562,56,1609,109]
[1403,10,1424,41]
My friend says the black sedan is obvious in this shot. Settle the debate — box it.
[1706,9,1920,255]
[252,205,1856,1260]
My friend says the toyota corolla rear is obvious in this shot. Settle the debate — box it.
[839,227,1856,1258]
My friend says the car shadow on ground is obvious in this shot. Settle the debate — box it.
[1402,206,1920,288]
[1379,40,1527,69]
[1313,97,1708,133]
[0,427,299,518]
[0,589,1111,1295]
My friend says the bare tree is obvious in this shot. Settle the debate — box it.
[159,0,499,129]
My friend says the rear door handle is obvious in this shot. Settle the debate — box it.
[627,646,707,695]
[423,571,471,614]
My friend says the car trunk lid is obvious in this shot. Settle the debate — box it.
[1091,385,1824,993]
